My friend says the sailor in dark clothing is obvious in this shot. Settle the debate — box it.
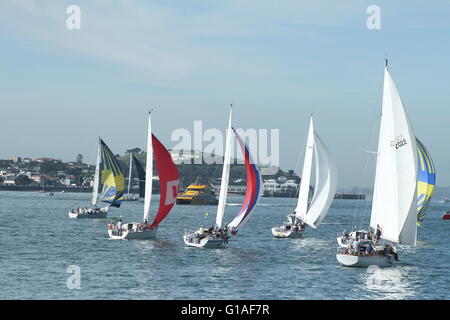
[374,224,382,244]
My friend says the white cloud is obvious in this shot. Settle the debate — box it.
[0,0,363,84]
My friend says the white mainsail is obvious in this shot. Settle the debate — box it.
[143,112,154,223]
[216,106,233,228]
[91,138,101,206]
[369,66,418,245]
[294,117,337,228]
[295,117,315,220]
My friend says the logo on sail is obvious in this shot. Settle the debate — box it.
[390,135,407,149]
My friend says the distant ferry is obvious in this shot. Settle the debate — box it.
[333,193,366,200]
[262,189,298,198]
[176,179,219,205]
[263,190,365,200]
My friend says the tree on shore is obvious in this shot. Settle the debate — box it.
[15,175,32,186]
[76,153,83,164]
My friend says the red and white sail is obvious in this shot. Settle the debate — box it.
[143,113,180,228]
[149,134,180,228]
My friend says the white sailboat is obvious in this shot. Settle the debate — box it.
[69,138,125,219]
[183,106,262,248]
[272,116,337,238]
[108,112,180,239]
[123,154,138,201]
[337,60,418,267]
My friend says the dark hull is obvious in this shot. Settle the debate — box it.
[334,194,366,200]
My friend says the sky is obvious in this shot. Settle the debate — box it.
[1,0,450,188]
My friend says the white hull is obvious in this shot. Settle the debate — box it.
[108,227,157,240]
[336,254,394,268]
[123,194,139,201]
[272,227,304,238]
[183,234,228,248]
[68,207,108,219]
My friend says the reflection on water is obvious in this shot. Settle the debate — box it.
[359,265,419,300]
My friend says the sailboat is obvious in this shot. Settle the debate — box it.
[183,106,262,248]
[108,112,180,239]
[337,60,418,267]
[271,116,337,238]
[132,153,146,201]
[123,153,146,201]
[337,137,435,245]
[40,176,54,196]
[69,138,125,218]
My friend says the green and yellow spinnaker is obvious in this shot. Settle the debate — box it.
[99,139,125,207]
[416,138,436,226]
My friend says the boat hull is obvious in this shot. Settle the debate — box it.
[442,213,450,220]
[271,227,303,238]
[176,198,218,205]
[122,194,139,201]
[68,207,108,219]
[108,227,157,240]
[183,234,227,248]
[336,254,394,268]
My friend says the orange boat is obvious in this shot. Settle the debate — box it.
[176,177,218,205]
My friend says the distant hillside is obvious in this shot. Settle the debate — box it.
[117,151,299,188]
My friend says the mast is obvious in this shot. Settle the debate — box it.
[216,105,233,227]
[91,137,101,206]
[143,111,154,223]
[295,116,314,220]
[127,153,133,195]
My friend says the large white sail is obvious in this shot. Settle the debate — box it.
[216,107,233,227]
[143,113,154,223]
[91,138,101,206]
[370,66,418,245]
[295,117,315,219]
[304,133,337,228]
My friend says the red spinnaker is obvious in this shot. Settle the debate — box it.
[150,134,180,228]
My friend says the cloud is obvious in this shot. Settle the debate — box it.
[0,0,363,84]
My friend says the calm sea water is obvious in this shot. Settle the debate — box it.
[1,191,449,300]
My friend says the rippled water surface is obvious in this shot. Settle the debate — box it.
[1,191,449,299]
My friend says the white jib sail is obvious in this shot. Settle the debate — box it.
[295,117,314,220]
[216,107,233,227]
[91,138,101,206]
[370,66,418,245]
[143,113,154,223]
[304,133,337,228]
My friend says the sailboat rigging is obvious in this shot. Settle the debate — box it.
[337,60,418,267]
[123,153,146,201]
[272,116,337,238]
[108,112,180,239]
[183,106,262,248]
